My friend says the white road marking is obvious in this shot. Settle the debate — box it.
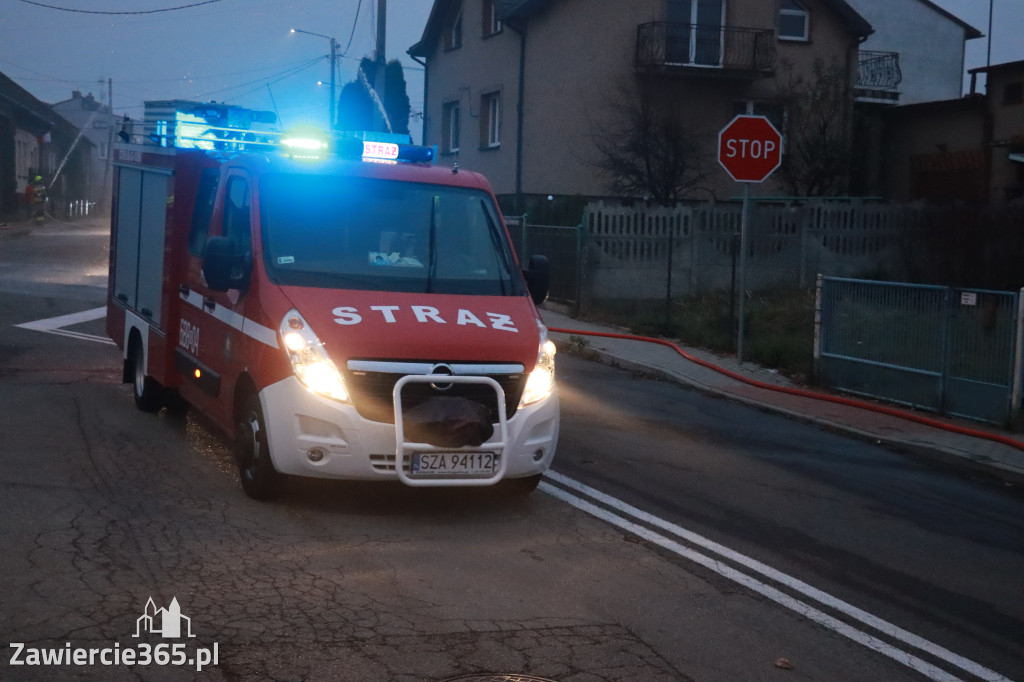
[541,471,1011,682]
[15,306,115,346]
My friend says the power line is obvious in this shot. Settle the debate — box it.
[341,0,363,57]
[14,0,226,14]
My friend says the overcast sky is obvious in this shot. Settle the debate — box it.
[0,0,1021,141]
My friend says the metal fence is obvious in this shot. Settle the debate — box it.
[505,216,582,306]
[815,276,1023,426]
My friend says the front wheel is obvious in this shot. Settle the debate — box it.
[499,473,543,495]
[236,394,284,500]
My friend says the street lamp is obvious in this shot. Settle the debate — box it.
[290,28,339,129]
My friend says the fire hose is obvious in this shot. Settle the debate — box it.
[550,327,1024,454]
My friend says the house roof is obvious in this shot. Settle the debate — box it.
[0,71,61,135]
[969,59,1024,75]
[408,0,873,57]
[916,0,983,39]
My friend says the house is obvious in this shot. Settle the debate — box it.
[877,59,1024,204]
[970,60,1024,203]
[409,0,873,208]
[847,0,981,105]
[0,71,92,220]
[51,90,117,211]
[879,95,986,202]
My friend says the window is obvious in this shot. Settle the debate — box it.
[188,169,220,255]
[666,0,724,66]
[442,101,461,154]
[779,0,809,41]
[223,176,251,254]
[1003,82,1024,106]
[482,0,502,36]
[481,92,501,148]
[445,3,463,50]
[733,100,786,140]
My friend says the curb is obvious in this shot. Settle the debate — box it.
[552,335,1024,490]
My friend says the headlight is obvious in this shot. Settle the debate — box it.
[520,329,556,407]
[279,309,350,402]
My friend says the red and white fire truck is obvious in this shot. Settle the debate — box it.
[106,116,558,499]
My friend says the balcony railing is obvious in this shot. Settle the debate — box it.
[636,22,775,77]
[856,50,902,100]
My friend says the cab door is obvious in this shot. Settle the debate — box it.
[177,170,256,432]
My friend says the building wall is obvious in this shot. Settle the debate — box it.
[420,0,523,192]
[420,0,864,201]
[986,63,1024,202]
[14,128,39,193]
[881,98,986,202]
[846,0,972,104]
[52,91,115,206]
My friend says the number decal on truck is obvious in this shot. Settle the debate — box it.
[179,318,201,355]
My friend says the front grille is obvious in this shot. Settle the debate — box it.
[345,360,526,424]
[370,453,408,472]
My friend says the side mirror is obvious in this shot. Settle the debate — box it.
[202,236,251,292]
[523,254,550,305]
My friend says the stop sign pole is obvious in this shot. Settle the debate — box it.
[718,115,783,363]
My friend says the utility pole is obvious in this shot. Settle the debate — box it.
[103,78,113,213]
[329,36,338,129]
[290,28,339,129]
[373,0,387,133]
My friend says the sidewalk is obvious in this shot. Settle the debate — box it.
[540,305,1024,487]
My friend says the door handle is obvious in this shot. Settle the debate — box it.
[203,296,215,311]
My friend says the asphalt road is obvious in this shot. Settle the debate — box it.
[1,219,1021,682]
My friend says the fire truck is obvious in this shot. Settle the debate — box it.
[106,113,558,499]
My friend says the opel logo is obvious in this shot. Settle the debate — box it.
[430,363,455,391]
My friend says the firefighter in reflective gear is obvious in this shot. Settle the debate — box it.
[30,176,45,224]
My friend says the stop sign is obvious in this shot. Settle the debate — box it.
[718,115,783,183]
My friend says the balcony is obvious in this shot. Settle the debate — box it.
[855,50,902,102]
[636,22,775,79]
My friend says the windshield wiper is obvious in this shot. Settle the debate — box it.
[480,199,511,296]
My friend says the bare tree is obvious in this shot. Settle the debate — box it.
[590,82,711,202]
[775,58,853,197]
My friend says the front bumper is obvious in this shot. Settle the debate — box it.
[259,375,559,484]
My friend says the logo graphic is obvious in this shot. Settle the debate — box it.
[10,597,218,672]
[133,597,195,639]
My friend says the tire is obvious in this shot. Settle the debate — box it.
[500,473,543,495]
[129,337,163,413]
[236,393,284,500]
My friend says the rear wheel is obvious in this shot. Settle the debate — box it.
[129,337,163,413]
[236,393,283,500]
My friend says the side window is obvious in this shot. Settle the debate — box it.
[482,0,502,37]
[779,0,809,41]
[733,100,786,135]
[480,91,501,149]
[223,176,251,254]
[445,2,463,50]
[188,168,219,255]
[442,101,461,154]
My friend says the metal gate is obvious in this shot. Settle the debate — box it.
[815,276,1023,426]
[505,217,582,306]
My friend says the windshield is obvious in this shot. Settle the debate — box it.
[259,173,524,296]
